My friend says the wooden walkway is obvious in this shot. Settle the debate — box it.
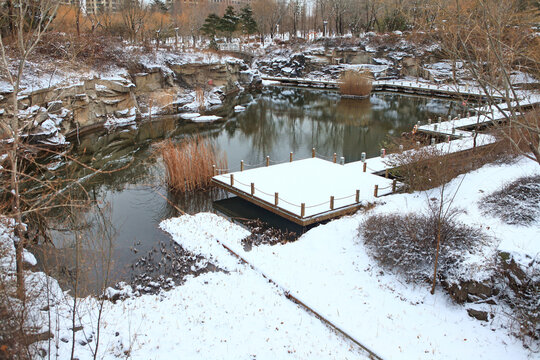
[261,76,503,101]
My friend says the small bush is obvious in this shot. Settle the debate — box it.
[35,32,124,68]
[480,175,540,225]
[158,137,227,193]
[496,255,540,348]
[360,211,485,284]
[339,70,373,98]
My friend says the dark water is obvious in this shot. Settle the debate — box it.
[34,87,463,293]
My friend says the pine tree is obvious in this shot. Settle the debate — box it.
[220,6,239,41]
[201,13,221,38]
[239,5,258,36]
[151,0,168,13]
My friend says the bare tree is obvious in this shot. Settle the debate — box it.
[252,0,286,43]
[121,0,147,43]
[437,0,540,165]
[0,0,60,299]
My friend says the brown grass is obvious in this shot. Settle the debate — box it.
[339,70,373,98]
[384,133,518,192]
[158,137,227,193]
[195,87,205,111]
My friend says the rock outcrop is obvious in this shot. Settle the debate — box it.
[0,55,259,145]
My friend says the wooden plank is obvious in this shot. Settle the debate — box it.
[212,178,368,226]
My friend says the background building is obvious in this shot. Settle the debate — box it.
[85,0,121,14]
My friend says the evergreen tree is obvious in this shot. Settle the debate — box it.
[151,0,168,13]
[239,5,258,35]
[219,6,239,40]
[201,13,221,39]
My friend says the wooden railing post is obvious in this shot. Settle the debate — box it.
[275,192,279,206]
[251,182,255,196]
[230,174,234,186]
[333,153,337,163]
[330,196,334,210]
[312,148,315,158]
[213,164,216,176]
[363,162,367,172]
[240,160,244,172]
[266,156,270,167]
[392,179,397,193]
[301,203,305,218]
[290,152,293,162]
[385,169,389,178]
[355,190,360,203]
[374,184,379,198]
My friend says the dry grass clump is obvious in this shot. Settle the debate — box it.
[384,133,519,192]
[480,175,540,225]
[339,70,373,98]
[360,212,485,284]
[158,137,227,193]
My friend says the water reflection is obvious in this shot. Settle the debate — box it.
[38,87,463,291]
[221,87,463,168]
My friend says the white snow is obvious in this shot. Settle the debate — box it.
[180,112,201,120]
[190,115,222,123]
[23,248,37,266]
[214,158,395,218]
[213,157,539,360]
[103,113,137,130]
[15,213,371,360]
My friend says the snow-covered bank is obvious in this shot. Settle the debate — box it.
[2,157,538,359]
[212,157,540,359]
[1,214,368,359]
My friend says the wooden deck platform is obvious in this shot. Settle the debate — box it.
[212,158,395,226]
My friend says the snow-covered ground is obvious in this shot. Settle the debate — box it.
[6,214,370,359]
[208,157,539,359]
[2,159,538,359]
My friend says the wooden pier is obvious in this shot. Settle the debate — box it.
[212,156,396,226]
[261,76,503,101]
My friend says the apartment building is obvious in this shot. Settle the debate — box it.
[85,0,121,14]
[167,0,251,7]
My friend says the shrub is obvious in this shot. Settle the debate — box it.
[384,132,519,192]
[496,255,540,348]
[360,211,486,284]
[338,70,373,98]
[158,137,227,193]
[35,32,124,68]
[480,175,540,225]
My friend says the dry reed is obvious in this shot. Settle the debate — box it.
[158,137,227,193]
[195,87,205,111]
[339,70,373,98]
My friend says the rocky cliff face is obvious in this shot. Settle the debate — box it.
[0,56,259,145]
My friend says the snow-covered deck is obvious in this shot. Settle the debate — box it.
[212,112,499,226]
[212,157,395,226]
